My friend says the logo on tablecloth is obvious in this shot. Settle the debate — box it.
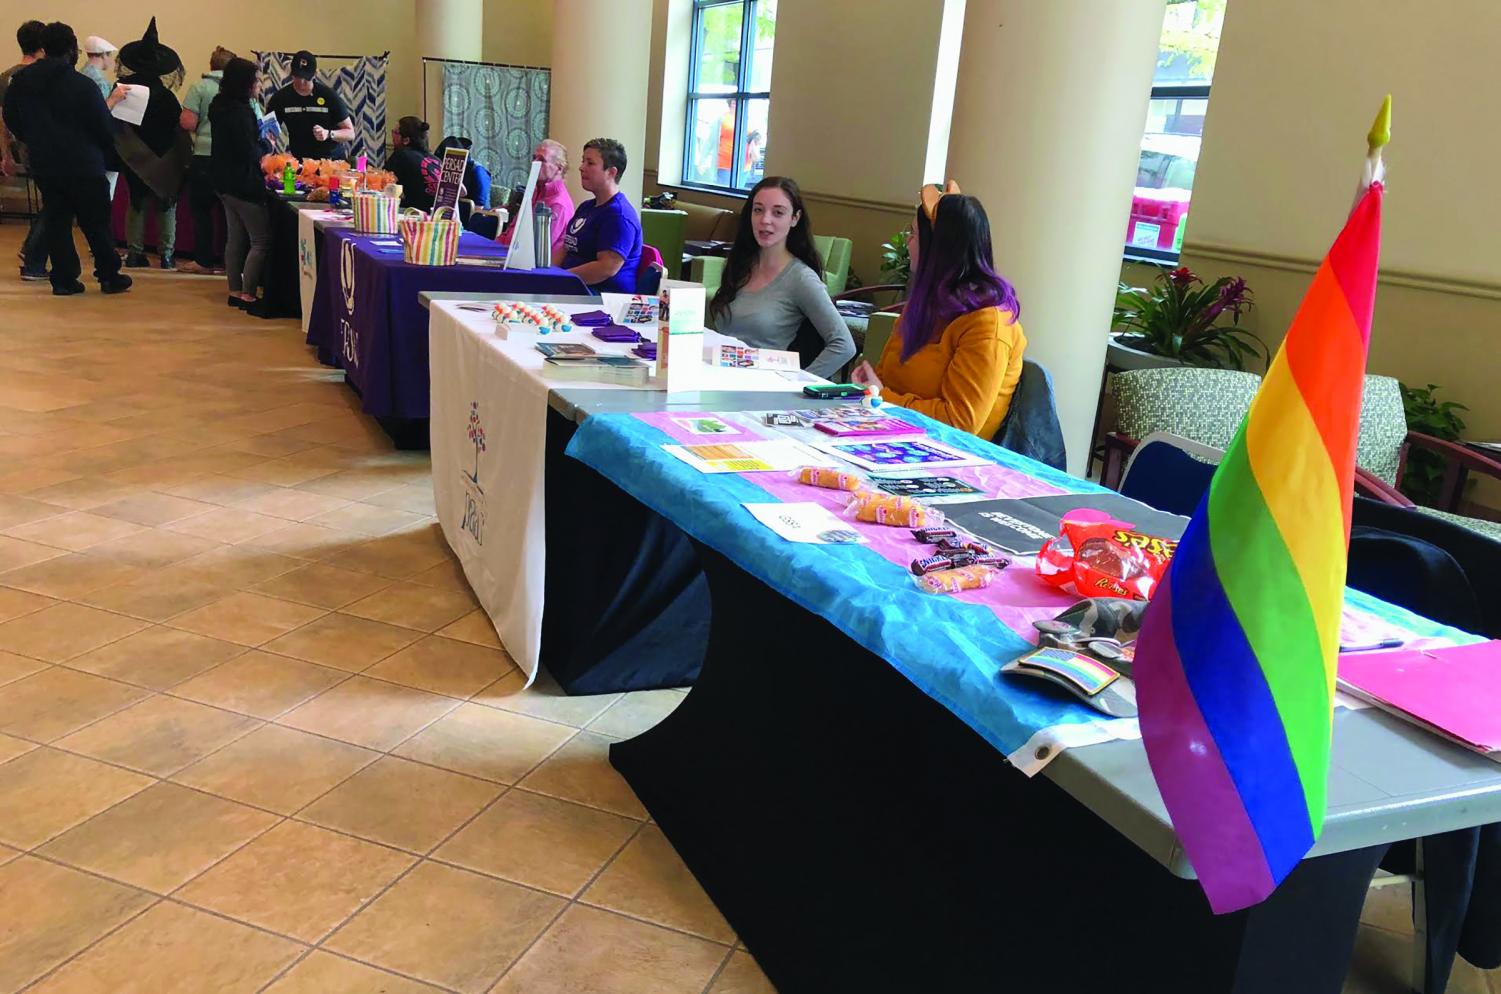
[340,319,360,368]
[461,401,487,545]
[299,235,314,280]
[340,239,356,315]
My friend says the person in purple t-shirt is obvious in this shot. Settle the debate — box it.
[556,137,642,294]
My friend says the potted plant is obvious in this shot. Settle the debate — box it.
[1399,382,1469,505]
[1110,266,1266,371]
[880,228,911,288]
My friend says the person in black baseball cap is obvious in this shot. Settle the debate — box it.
[265,49,354,160]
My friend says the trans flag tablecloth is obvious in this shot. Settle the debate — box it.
[566,407,1472,773]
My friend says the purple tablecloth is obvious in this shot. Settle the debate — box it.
[307,227,590,420]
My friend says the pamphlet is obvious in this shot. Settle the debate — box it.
[743,502,866,544]
[110,83,150,125]
[662,439,834,474]
[535,343,598,359]
[813,437,990,472]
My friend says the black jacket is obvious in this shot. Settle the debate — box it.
[1,56,116,178]
[208,97,267,202]
[116,73,181,155]
[386,147,433,211]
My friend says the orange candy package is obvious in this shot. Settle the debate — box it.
[1034,513,1177,601]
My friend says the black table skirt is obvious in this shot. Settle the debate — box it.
[610,541,1385,994]
[261,200,303,319]
[539,409,709,694]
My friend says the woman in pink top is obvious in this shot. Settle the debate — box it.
[500,138,575,254]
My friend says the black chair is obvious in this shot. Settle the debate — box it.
[992,359,1067,471]
[1116,432,1222,516]
[1348,496,1501,994]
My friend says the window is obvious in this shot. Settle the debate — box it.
[683,0,776,193]
[1126,0,1225,262]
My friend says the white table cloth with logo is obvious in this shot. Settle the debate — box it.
[297,207,350,336]
[427,296,816,682]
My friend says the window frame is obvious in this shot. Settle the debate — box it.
[682,0,772,196]
[1125,81,1212,265]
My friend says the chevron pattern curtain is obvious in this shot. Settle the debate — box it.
[254,51,389,166]
[441,63,550,193]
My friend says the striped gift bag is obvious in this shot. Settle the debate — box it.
[399,206,461,266]
[352,191,399,234]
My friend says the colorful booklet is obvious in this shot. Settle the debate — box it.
[813,437,989,472]
[813,417,921,438]
[535,343,598,359]
[1337,640,1501,759]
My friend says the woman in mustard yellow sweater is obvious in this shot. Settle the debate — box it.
[852,182,1025,439]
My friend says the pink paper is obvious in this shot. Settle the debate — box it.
[636,412,767,444]
[1338,641,1501,752]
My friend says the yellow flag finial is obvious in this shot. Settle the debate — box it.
[1367,94,1391,153]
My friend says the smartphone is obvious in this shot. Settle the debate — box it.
[801,384,866,399]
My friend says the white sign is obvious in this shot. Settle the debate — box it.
[504,160,545,272]
[743,502,867,544]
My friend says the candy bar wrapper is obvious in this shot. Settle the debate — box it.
[914,564,999,595]
[793,466,862,491]
[844,491,942,528]
[1034,514,1176,601]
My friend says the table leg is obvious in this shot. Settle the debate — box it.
[611,542,1373,993]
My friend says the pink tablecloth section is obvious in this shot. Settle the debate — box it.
[632,409,1460,652]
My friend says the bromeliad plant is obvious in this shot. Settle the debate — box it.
[1113,266,1267,371]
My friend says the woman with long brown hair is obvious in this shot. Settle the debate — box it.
[707,176,854,378]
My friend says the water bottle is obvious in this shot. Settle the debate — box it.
[282,163,295,196]
[532,203,553,268]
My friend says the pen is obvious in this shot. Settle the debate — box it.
[1338,638,1405,653]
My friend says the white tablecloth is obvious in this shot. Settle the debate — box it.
[297,208,350,337]
[427,299,812,683]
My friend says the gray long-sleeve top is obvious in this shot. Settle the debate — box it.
[710,259,857,379]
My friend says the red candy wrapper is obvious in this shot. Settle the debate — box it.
[1035,514,1177,601]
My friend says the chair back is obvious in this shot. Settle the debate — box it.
[637,244,665,295]
[861,311,899,365]
[1112,367,1262,450]
[1350,496,1498,636]
[1357,374,1407,487]
[689,255,726,296]
[992,359,1067,471]
[812,235,853,294]
[676,200,736,241]
[1119,432,1224,517]
[640,209,688,281]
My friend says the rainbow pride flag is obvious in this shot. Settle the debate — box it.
[1134,113,1387,914]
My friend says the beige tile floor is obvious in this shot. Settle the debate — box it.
[0,228,1493,993]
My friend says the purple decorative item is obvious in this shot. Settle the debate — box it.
[592,324,643,343]
[571,309,614,326]
[631,343,657,360]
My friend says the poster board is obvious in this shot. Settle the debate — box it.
[503,161,544,271]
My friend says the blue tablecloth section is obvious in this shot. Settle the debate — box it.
[307,227,590,419]
[566,408,1476,761]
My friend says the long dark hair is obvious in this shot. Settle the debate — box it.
[898,194,1019,360]
[709,176,825,321]
[212,57,256,107]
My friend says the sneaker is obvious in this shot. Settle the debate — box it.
[123,252,150,268]
[160,253,175,270]
[19,267,49,281]
[51,280,86,296]
[100,274,133,294]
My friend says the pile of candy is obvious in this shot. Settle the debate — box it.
[492,302,575,334]
[907,526,1011,594]
[1035,514,1176,600]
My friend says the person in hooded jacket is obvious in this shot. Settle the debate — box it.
[1,21,131,295]
[209,57,273,316]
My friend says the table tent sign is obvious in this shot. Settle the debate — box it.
[1134,97,1392,913]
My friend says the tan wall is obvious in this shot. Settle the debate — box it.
[480,0,554,68]
[1145,0,1501,511]
[37,4,419,133]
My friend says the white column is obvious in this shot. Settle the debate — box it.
[549,0,653,207]
[946,0,1165,475]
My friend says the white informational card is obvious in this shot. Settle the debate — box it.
[110,84,149,125]
[504,160,544,272]
[743,502,867,544]
[812,436,991,473]
[662,439,835,474]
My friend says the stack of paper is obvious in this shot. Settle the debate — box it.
[1337,640,1501,758]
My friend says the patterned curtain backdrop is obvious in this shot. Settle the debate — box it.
[254,51,389,166]
[441,63,550,195]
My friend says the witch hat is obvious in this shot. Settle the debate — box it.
[118,17,182,76]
